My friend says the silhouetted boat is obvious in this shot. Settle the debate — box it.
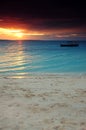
[60,42,79,47]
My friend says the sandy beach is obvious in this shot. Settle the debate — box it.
[0,74,86,130]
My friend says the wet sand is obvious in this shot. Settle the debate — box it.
[0,74,86,130]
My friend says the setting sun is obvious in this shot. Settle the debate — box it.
[14,32,23,38]
[0,27,24,40]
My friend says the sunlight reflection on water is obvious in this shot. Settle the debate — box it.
[0,41,33,75]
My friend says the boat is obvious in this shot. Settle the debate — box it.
[60,42,79,47]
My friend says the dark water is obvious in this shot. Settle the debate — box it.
[0,40,86,76]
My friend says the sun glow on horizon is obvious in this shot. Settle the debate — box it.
[0,27,45,40]
[0,27,24,39]
[14,32,23,38]
[0,26,85,40]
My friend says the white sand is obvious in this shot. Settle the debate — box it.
[0,74,86,130]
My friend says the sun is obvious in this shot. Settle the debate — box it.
[0,27,24,39]
[15,32,23,38]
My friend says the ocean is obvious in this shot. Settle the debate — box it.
[0,40,86,76]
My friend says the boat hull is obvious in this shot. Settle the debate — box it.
[60,44,79,47]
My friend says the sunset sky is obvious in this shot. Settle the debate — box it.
[0,1,86,40]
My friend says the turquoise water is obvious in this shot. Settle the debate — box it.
[0,40,86,76]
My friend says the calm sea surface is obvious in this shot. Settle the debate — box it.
[0,40,86,76]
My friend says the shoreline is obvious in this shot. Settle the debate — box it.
[0,73,86,130]
[1,72,86,79]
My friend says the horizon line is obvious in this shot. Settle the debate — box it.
[0,39,86,41]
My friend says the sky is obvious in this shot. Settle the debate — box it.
[0,0,86,40]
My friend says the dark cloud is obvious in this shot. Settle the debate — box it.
[13,17,86,33]
[0,0,86,29]
[28,18,86,30]
[0,0,86,19]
